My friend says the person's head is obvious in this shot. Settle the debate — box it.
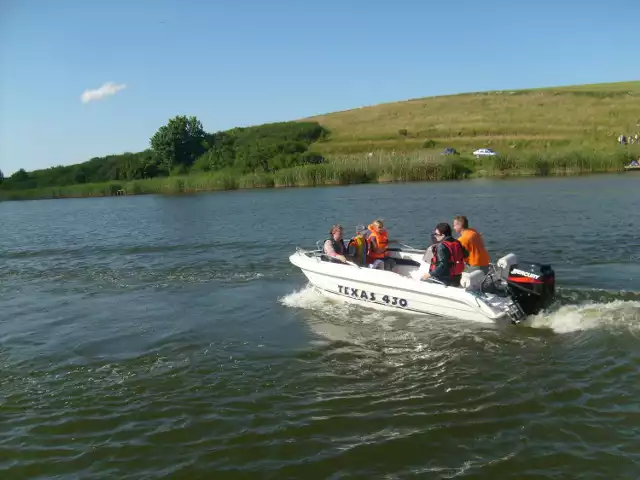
[434,222,452,242]
[371,219,385,232]
[329,224,343,240]
[356,224,367,237]
[453,215,469,234]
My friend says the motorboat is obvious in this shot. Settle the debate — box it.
[624,163,640,172]
[288,242,556,325]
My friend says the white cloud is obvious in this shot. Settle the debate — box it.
[80,81,127,104]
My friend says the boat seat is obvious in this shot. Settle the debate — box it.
[460,270,485,291]
[409,262,430,280]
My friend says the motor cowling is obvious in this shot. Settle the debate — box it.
[506,262,556,316]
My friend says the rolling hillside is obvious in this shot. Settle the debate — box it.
[305,81,640,155]
[2,81,638,201]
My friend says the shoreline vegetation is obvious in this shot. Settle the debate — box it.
[1,149,637,201]
[2,81,639,202]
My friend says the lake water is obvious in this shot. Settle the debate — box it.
[1,175,639,479]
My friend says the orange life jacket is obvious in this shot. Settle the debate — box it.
[367,224,388,261]
[429,239,466,278]
[347,235,368,265]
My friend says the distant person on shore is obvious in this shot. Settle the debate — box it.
[453,215,490,274]
[421,223,468,286]
[366,219,398,271]
[323,224,349,264]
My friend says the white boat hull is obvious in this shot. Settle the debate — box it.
[289,248,525,325]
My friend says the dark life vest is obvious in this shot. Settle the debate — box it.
[326,237,346,255]
[430,239,466,278]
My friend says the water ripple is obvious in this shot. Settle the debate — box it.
[2,178,640,478]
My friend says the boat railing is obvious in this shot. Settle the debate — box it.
[297,244,362,268]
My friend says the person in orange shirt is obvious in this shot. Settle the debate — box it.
[453,215,490,274]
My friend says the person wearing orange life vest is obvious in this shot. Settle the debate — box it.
[421,223,468,287]
[453,215,490,274]
[366,219,398,271]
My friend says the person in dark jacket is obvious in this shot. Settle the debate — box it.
[421,223,469,286]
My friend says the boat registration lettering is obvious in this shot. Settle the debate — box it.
[337,285,408,308]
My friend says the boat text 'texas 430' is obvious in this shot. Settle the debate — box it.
[288,243,556,325]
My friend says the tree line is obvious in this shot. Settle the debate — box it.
[0,116,329,191]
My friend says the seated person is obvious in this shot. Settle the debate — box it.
[366,219,398,271]
[323,224,348,263]
[453,215,490,274]
[408,233,437,279]
[421,223,469,287]
[347,225,369,266]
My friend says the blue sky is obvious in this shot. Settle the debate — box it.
[1,0,638,176]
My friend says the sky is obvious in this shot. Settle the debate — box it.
[1,0,638,176]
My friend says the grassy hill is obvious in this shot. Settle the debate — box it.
[2,81,639,201]
[305,81,640,155]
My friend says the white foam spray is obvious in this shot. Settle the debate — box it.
[529,300,640,334]
[281,285,640,336]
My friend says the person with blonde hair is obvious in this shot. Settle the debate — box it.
[366,219,398,271]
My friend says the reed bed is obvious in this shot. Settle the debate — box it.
[1,147,637,201]
[471,148,636,177]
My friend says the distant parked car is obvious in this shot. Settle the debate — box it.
[440,147,458,156]
[473,148,498,158]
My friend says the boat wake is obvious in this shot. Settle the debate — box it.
[529,299,640,334]
[280,285,401,327]
[281,284,640,335]
[280,285,460,364]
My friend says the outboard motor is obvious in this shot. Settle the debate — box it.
[506,262,556,316]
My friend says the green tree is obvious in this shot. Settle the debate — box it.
[150,115,206,171]
[11,168,29,181]
[0,120,328,193]
[0,169,4,184]
[5,168,35,189]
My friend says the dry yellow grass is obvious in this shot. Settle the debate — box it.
[302,81,640,154]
